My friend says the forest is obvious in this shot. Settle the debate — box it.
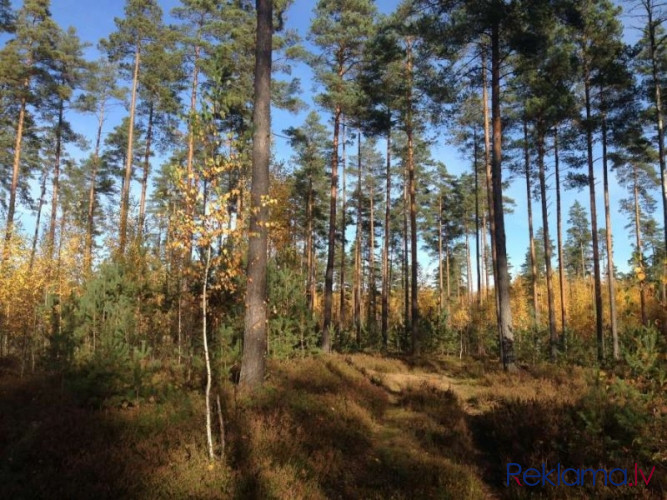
[0,0,666,498]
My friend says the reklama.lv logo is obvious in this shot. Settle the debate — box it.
[506,463,656,487]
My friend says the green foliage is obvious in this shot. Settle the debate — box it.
[419,308,457,355]
[51,260,165,407]
[575,376,656,464]
[267,263,320,359]
[622,325,666,387]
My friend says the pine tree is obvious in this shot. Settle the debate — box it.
[0,0,60,262]
[75,59,126,274]
[285,112,330,314]
[309,0,377,350]
[610,89,660,326]
[239,0,273,389]
[565,200,592,278]
[568,0,625,361]
[514,1,577,358]
[634,0,667,256]
[102,0,163,255]
[44,27,88,264]
[136,25,184,241]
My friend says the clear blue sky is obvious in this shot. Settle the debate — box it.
[8,0,662,282]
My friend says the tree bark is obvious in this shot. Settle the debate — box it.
[633,164,647,325]
[138,102,154,240]
[554,128,567,346]
[491,24,514,370]
[30,166,48,271]
[85,99,106,276]
[482,42,501,354]
[584,71,605,362]
[340,120,347,329]
[239,0,272,389]
[537,127,558,361]
[185,44,200,262]
[306,175,315,313]
[601,112,618,360]
[474,129,482,306]
[47,101,65,263]
[403,154,410,342]
[3,88,27,263]
[465,220,473,301]
[322,103,341,351]
[646,1,667,253]
[354,130,362,345]
[119,43,141,255]
[482,214,489,301]
[645,2,667,324]
[202,239,214,460]
[438,196,444,316]
[368,145,377,331]
[524,121,539,327]
[381,127,391,348]
[406,39,419,355]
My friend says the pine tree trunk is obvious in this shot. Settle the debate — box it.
[482,42,501,353]
[3,90,27,263]
[537,128,558,361]
[491,25,514,370]
[403,159,409,341]
[368,151,377,331]
[381,127,391,348]
[119,43,141,255]
[524,121,539,327]
[322,102,341,350]
[340,120,347,329]
[601,113,618,360]
[647,4,667,259]
[445,240,451,325]
[554,128,567,346]
[30,167,48,271]
[406,39,419,355]
[633,164,647,325]
[474,129,482,306]
[438,196,444,316]
[482,214,489,301]
[306,176,314,313]
[239,0,272,388]
[85,100,106,276]
[138,102,154,240]
[354,130,362,345]
[185,45,200,261]
[584,71,605,361]
[465,220,473,301]
[47,101,65,264]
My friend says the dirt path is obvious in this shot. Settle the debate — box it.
[344,355,495,415]
[342,356,501,499]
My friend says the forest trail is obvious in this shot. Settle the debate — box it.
[345,355,488,413]
[340,355,502,499]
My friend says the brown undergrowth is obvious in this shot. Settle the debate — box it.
[1,354,665,499]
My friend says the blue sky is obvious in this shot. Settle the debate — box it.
[7,0,662,281]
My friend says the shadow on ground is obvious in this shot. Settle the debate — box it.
[0,358,232,500]
[228,356,490,499]
[1,354,664,499]
[469,397,666,499]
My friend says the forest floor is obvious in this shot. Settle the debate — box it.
[0,354,664,499]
